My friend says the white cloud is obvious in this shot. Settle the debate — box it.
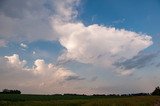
[53,22,152,71]
[50,0,153,76]
[33,59,48,74]
[0,0,157,94]
[115,68,134,76]
[0,0,80,43]
[4,54,27,69]
[32,51,36,55]
[0,0,55,42]
[53,0,79,21]
[0,0,153,77]
[20,43,28,48]
[0,54,83,93]
[32,59,79,81]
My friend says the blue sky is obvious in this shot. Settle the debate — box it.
[0,0,160,94]
[81,0,160,33]
[80,0,160,48]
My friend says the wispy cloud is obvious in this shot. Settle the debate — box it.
[112,18,125,24]
[114,52,159,70]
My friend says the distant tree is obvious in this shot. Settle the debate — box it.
[93,94,106,97]
[2,89,10,94]
[151,86,160,96]
[130,93,150,96]
[1,89,21,94]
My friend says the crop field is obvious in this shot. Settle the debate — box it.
[0,94,160,106]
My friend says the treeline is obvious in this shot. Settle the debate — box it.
[0,86,160,96]
[59,86,160,97]
[60,93,151,97]
[54,86,160,97]
[0,89,21,94]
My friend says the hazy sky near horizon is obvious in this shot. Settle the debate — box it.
[0,0,160,94]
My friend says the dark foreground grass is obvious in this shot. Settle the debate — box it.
[0,94,160,106]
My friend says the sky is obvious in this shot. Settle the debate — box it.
[0,0,160,94]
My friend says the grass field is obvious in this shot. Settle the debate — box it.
[0,94,160,106]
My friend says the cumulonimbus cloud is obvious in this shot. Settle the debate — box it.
[0,0,154,77]
[50,0,153,75]
[0,0,156,94]
[53,21,152,70]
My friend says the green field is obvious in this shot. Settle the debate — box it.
[0,94,160,106]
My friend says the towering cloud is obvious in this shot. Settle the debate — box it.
[0,0,156,94]
[50,0,153,76]
[53,22,152,72]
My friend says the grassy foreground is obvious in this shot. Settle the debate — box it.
[0,94,160,106]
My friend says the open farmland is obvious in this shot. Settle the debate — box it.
[0,94,160,106]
